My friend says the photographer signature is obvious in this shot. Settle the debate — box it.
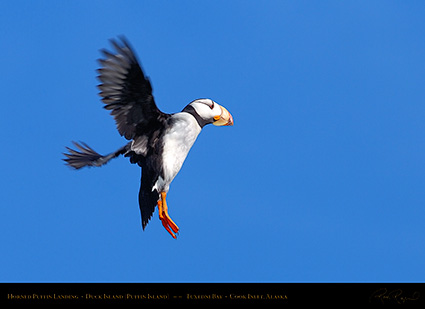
[369,288,420,304]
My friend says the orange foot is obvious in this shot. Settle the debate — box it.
[157,192,179,239]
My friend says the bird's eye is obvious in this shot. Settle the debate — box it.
[210,101,214,109]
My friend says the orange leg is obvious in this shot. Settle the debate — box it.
[157,192,179,238]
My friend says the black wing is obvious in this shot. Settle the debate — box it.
[63,141,129,169]
[97,36,168,140]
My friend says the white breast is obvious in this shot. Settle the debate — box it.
[153,112,202,192]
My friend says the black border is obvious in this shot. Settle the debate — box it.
[1,283,424,305]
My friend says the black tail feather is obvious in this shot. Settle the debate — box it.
[138,164,159,230]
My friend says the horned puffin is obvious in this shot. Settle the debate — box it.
[63,37,233,238]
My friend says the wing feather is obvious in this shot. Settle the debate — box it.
[97,37,168,140]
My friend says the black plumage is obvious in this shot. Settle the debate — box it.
[97,37,169,140]
[64,141,129,169]
[64,37,170,229]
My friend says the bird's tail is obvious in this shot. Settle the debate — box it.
[63,141,129,169]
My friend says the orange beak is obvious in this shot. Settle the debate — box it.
[213,104,234,126]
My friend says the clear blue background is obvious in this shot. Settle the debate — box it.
[1,1,424,282]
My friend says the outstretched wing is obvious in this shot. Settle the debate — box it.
[63,141,129,169]
[97,36,168,140]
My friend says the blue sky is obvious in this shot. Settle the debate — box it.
[1,1,425,282]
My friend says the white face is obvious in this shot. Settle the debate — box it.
[189,98,222,123]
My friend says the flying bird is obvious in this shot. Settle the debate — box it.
[63,37,233,238]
